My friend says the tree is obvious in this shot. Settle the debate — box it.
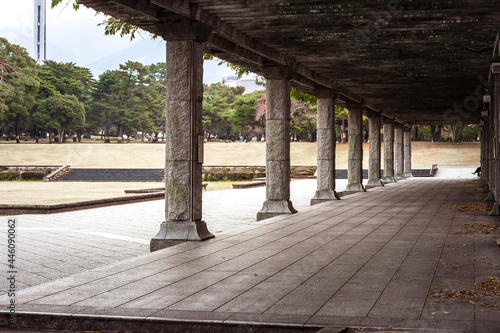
[290,100,317,142]
[33,60,93,141]
[90,61,163,143]
[34,94,85,143]
[443,124,464,142]
[430,125,442,142]
[229,90,264,140]
[0,38,39,143]
[37,60,93,99]
[335,106,348,143]
[203,83,245,140]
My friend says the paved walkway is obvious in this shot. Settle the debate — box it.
[0,169,498,332]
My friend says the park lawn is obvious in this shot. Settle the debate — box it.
[0,141,480,167]
[0,182,164,205]
[0,141,480,205]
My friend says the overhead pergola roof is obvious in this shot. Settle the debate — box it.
[80,0,500,124]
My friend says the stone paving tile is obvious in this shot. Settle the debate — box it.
[0,175,498,332]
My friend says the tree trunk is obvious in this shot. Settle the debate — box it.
[341,118,347,143]
[15,117,20,143]
[117,124,124,143]
[77,133,81,142]
[412,125,418,141]
[104,115,110,143]
[58,129,64,144]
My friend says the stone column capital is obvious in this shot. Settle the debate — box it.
[159,20,213,42]
[394,122,404,129]
[314,87,337,99]
[403,126,412,133]
[260,64,295,80]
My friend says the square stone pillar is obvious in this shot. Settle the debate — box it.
[403,126,413,177]
[490,71,500,215]
[366,112,383,188]
[482,114,490,191]
[311,89,340,205]
[480,122,486,185]
[345,104,366,193]
[485,103,496,202]
[257,66,297,221]
[394,123,406,180]
[382,118,396,183]
[151,29,214,251]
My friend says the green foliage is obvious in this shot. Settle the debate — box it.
[290,88,317,104]
[34,94,85,143]
[90,61,164,141]
[417,125,432,141]
[203,83,247,139]
[0,38,40,140]
[37,60,93,99]
[461,124,479,142]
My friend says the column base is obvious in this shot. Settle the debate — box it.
[382,176,397,184]
[366,179,384,188]
[150,220,214,252]
[310,189,340,206]
[344,183,366,193]
[394,174,406,180]
[485,191,496,202]
[404,172,413,178]
[257,200,297,221]
[489,202,500,216]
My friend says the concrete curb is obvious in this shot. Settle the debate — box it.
[0,191,164,215]
[0,311,323,333]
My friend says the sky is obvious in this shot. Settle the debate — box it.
[0,0,244,83]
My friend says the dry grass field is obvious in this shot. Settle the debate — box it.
[0,141,480,167]
[0,141,479,205]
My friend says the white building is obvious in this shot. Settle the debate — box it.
[222,75,262,94]
[34,0,46,65]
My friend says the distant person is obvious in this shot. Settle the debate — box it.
[472,166,481,176]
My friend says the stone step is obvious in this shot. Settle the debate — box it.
[54,168,164,182]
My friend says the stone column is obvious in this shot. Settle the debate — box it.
[482,115,490,191]
[485,106,496,202]
[366,112,383,188]
[394,123,405,180]
[491,71,500,215]
[480,121,486,185]
[345,104,366,192]
[403,126,413,177]
[311,89,340,205]
[151,22,214,251]
[382,118,396,183]
[257,66,297,221]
